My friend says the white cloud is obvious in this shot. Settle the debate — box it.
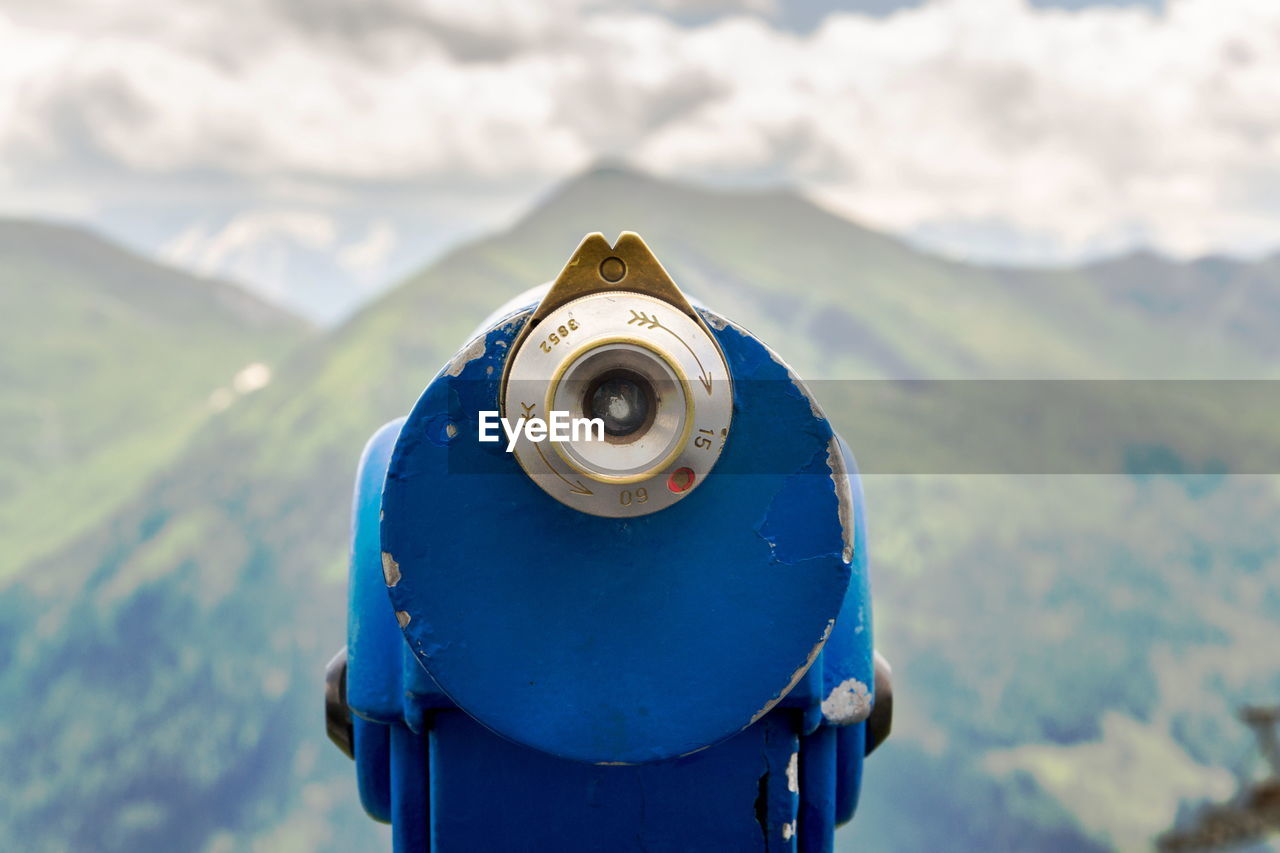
[336,219,398,281]
[631,0,1280,260]
[1,0,1279,270]
[163,211,335,276]
[160,209,340,307]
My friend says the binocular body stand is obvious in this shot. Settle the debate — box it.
[327,235,889,852]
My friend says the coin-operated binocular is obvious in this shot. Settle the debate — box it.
[326,233,891,852]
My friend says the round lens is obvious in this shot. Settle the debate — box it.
[587,372,652,437]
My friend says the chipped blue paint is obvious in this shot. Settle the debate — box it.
[343,304,881,851]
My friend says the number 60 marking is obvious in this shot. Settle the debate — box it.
[619,487,649,506]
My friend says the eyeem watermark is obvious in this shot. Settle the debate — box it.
[478,411,604,452]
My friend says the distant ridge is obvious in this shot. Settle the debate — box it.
[361,164,1280,380]
[0,218,310,575]
[0,218,309,331]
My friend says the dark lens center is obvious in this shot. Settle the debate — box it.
[588,373,651,437]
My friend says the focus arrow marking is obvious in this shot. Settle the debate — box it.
[627,309,714,396]
[533,436,594,496]
[627,309,661,329]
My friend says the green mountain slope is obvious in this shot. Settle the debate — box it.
[0,220,309,575]
[2,169,1277,852]
[509,169,1277,380]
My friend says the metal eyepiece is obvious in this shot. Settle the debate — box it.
[500,234,731,517]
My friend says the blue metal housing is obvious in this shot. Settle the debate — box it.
[344,303,879,852]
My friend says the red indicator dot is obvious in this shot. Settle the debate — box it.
[668,467,695,493]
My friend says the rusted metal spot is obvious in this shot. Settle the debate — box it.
[395,610,411,628]
[699,308,728,331]
[822,677,872,725]
[757,340,825,420]
[790,369,826,419]
[381,552,401,587]
[826,438,855,564]
[750,618,835,724]
[444,335,487,377]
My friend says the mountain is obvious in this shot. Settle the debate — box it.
[506,169,1277,381]
[0,219,310,578]
[1075,250,1280,363]
[2,168,1278,852]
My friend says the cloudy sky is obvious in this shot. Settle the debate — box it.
[2,0,1277,321]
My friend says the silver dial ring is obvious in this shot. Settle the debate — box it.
[502,291,732,517]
